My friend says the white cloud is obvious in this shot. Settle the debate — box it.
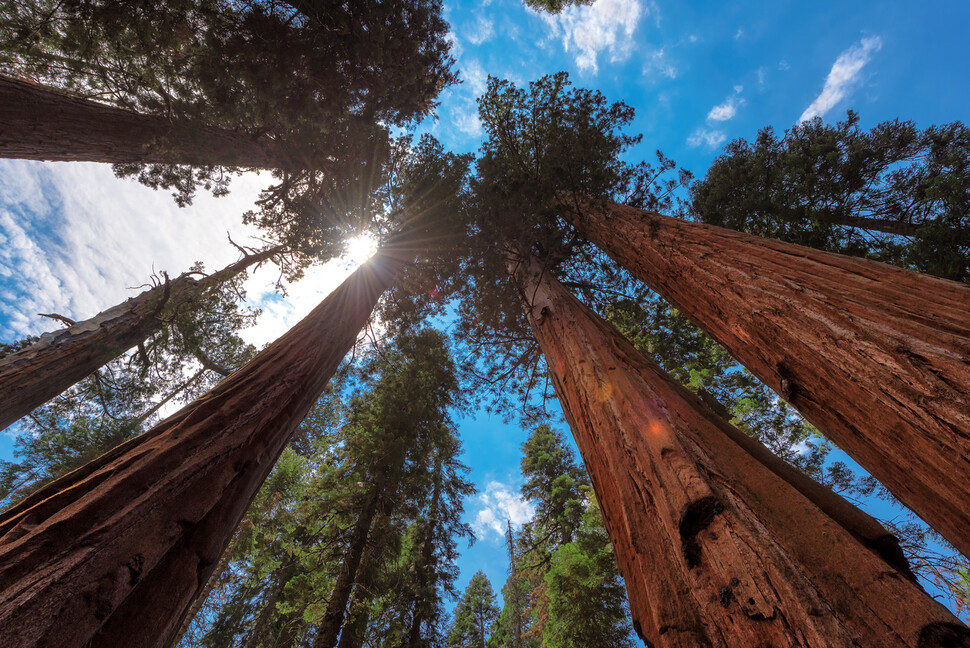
[542,0,645,74]
[707,87,745,122]
[472,480,535,539]
[463,59,489,97]
[799,36,882,123]
[0,160,269,342]
[734,28,744,40]
[687,128,727,150]
[465,15,495,46]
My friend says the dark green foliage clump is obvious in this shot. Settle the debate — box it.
[446,571,500,648]
[690,112,970,282]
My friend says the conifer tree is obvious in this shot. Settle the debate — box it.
[690,112,970,281]
[446,72,970,646]
[0,0,456,180]
[446,572,499,648]
[0,245,408,648]
[510,252,967,647]
[0,243,279,431]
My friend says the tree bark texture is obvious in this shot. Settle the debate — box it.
[0,247,405,648]
[510,251,969,648]
[0,75,284,168]
[564,201,970,557]
[0,245,283,432]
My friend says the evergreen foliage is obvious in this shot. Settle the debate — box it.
[690,112,970,281]
[0,277,257,506]
[446,571,500,648]
[178,330,475,647]
[490,426,633,648]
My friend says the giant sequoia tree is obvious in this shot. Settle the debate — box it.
[0,0,455,175]
[0,245,408,648]
[564,200,970,557]
[444,73,970,646]
[690,112,970,281]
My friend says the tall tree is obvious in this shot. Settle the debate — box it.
[690,112,970,281]
[0,244,408,648]
[491,425,632,648]
[0,0,455,174]
[0,243,280,431]
[446,572,499,648]
[311,329,463,648]
[509,251,968,647]
[562,199,970,557]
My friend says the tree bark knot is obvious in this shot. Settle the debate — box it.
[678,495,725,569]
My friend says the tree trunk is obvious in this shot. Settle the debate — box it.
[336,603,369,648]
[509,250,969,648]
[563,201,970,557]
[314,477,386,648]
[0,246,406,648]
[833,213,928,237]
[0,245,283,432]
[0,75,285,168]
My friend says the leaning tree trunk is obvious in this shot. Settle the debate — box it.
[509,250,969,648]
[0,246,406,648]
[0,245,283,432]
[563,201,970,557]
[0,75,285,168]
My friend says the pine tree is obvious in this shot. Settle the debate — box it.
[447,572,499,648]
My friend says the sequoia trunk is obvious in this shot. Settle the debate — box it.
[0,246,405,648]
[564,201,970,556]
[510,250,969,648]
[0,245,283,431]
[0,75,285,168]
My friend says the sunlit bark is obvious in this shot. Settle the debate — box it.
[564,201,970,557]
[511,249,969,648]
[0,247,405,648]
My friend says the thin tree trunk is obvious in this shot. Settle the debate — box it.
[0,246,406,648]
[0,245,283,432]
[0,75,285,168]
[406,464,442,648]
[314,475,389,648]
[833,213,927,237]
[336,604,369,648]
[509,249,969,648]
[563,201,970,556]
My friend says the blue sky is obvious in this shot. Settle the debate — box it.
[1,0,968,629]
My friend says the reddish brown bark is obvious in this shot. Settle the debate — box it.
[0,246,405,648]
[0,75,285,168]
[563,201,970,557]
[0,245,283,432]
[510,251,969,648]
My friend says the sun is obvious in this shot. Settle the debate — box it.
[345,233,379,265]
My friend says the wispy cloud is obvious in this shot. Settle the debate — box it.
[0,160,268,342]
[642,48,677,79]
[541,0,645,74]
[472,480,535,540]
[465,15,495,46]
[707,85,745,122]
[687,128,728,149]
[800,36,882,122]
